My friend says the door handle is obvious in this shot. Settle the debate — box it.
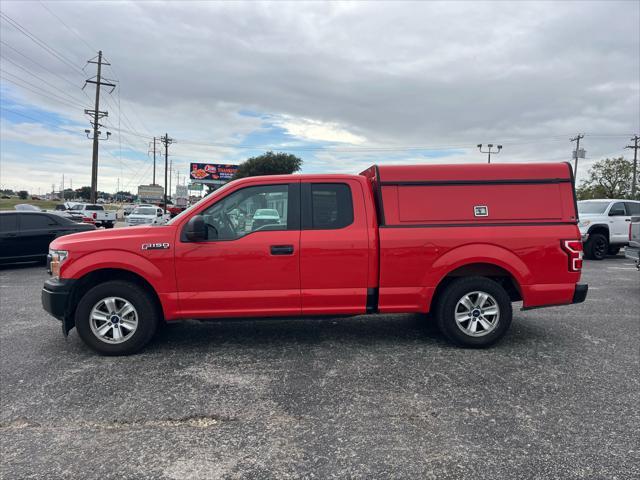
[270,245,294,255]
[625,219,631,222]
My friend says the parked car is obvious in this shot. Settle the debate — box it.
[42,162,587,355]
[251,208,281,230]
[625,216,640,270]
[0,211,95,265]
[125,206,167,226]
[67,203,117,228]
[578,199,640,260]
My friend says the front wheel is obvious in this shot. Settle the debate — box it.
[436,277,512,348]
[75,281,159,355]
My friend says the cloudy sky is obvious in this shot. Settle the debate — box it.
[1,0,638,195]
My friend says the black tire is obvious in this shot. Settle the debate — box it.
[584,233,608,260]
[75,280,159,355]
[104,222,114,229]
[607,246,620,256]
[436,277,512,348]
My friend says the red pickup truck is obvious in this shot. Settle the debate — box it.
[42,162,587,355]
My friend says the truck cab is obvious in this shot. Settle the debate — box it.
[42,163,587,355]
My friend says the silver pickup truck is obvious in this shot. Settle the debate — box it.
[625,216,640,269]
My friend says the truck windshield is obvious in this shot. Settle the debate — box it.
[578,201,610,214]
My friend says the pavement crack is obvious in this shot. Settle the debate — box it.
[0,414,233,431]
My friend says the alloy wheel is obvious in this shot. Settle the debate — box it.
[89,297,139,344]
[454,291,500,337]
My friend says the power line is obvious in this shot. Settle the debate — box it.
[0,11,85,77]
[0,107,81,128]
[37,1,97,54]
[0,40,89,98]
[1,73,86,109]
[1,56,88,106]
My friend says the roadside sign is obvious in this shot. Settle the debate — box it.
[189,163,238,183]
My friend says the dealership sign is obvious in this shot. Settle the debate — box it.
[189,163,238,184]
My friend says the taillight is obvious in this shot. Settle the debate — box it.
[92,212,97,219]
[561,240,583,272]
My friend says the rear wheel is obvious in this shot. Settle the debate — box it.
[75,281,159,355]
[436,277,512,348]
[585,233,608,260]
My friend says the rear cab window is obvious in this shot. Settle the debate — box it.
[307,183,354,229]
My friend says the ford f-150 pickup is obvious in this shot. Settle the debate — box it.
[42,162,587,355]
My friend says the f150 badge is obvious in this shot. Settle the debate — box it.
[142,243,170,250]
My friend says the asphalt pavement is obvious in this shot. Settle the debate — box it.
[1,256,638,479]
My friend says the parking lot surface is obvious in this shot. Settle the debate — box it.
[1,256,638,479]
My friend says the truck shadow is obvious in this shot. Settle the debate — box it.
[149,314,445,352]
[145,313,541,353]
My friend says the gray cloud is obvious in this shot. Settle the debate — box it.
[0,0,638,192]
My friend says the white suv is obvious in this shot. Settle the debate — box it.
[578,199,640,260]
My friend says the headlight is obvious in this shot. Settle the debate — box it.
[48,249,68,278]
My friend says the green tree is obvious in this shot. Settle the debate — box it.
[75,186,92,200]
[233,151,303,180]
[17,190,28,200]
[576,157,637,200]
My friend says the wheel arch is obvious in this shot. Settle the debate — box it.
[67,268,165,332]
[587,224,609,237]
[429,262,523,312]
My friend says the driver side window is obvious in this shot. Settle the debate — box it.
[200,184,289,240]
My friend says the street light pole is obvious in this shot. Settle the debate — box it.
[477,144,502,164]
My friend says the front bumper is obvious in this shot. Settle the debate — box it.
[41,277,75,321]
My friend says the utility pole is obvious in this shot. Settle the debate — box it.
[169,159,173,203]
[160,133,174,214]
[148,137,157,185]
[83,50,116,203]
[477,143,502,163]
[570,134,585,183]
[625,135,639,197]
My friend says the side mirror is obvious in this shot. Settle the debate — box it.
[184,215,207,242]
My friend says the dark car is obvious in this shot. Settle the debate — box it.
[0,211,96,265]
